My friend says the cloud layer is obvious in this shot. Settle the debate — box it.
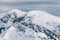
[0,0,58,3]
[0,0,60,17]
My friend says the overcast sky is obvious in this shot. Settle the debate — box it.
[0,0,59,3]
[0,0,40,3]
[0,0,60,17]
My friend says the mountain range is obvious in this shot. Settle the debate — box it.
[0,9,60,40]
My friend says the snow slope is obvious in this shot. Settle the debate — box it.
[0,9,60,40]
[7,9,27,18]
[0,9,27,39]
[24,10,60,35]
[3,23,48,40]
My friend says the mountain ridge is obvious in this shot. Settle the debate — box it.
[0,9,60,40]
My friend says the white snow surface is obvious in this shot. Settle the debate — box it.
[7,9,27,18]
[24,10,60,34]
[3,25,48,40]
[0,9,60,40]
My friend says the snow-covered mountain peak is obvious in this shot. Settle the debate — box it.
[26,10,60,23]
[23,10,60,38]
[0,10,60,40]
[25,10,60,29]
[7,9,27,18]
